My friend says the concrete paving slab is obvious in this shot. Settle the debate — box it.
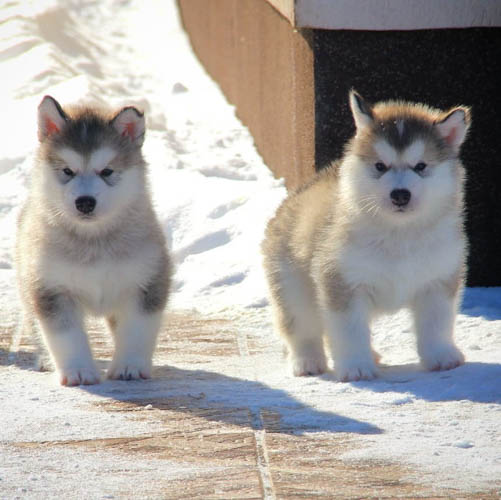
[1,311,498,499]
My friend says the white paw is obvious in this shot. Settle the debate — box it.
[335,357,378,382]
[107,357,152,381]
[290,354,327,377]
[59,365,101,386]
[421,343,465,372]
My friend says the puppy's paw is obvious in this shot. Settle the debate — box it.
[335,357,378,382]
[421,343,465,372]
[59,365,101,386]
[290,354,328,377]
[107,357,152,381]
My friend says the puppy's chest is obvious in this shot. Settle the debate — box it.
[339,229,462,309]
[43,249,157,313]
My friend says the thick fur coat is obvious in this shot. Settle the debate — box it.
[262,91,470,381]
[16,96,171,385]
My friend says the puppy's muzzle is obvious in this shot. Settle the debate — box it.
[75,196,97,214]
[390,189,411,207]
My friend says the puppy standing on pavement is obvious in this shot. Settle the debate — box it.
[16,96,171,386]
[262,90,471,382]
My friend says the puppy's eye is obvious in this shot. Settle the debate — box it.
[414,162,427,173]
[63,167,74,177]
[100,168,114,178]
[375,162,388,173]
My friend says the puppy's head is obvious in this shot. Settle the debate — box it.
[36,96,146,232]
[341,90,471,225]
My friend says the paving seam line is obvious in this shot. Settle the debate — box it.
[237,328,276,499]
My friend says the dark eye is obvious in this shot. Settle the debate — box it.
[100,168,114,178]
[63,167,74,177]
[414,162,427,173]
[375,162,388,173]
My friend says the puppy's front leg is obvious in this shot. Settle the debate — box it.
[323,293,377,382]
[412,285,464,371]
[108,256,169,381]
[35,289,100,386]
[107,307,163,380]
[107,270,168,380]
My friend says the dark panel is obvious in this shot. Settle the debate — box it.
[313,28,501,286]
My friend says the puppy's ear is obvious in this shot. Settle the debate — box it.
[434,106,471,152]
[38,96,68,142]
[349,89,374,131]
[111,106,145,146]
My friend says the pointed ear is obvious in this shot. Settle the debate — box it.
[38,96,68,142]
[434,107,471,151]
[349,90,374,131]
[111,106,145,146]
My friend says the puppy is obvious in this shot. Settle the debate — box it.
[262,90,470,381]
[16,96,171,385]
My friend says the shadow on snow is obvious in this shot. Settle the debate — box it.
[3,349,499,434]
[354,361,501,404]
[0,348,381,436]
[83,365,383,436]
[461,287,501,320]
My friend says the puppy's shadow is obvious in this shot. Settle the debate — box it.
[356,361,501,404]
[80,364,382,436]
[0,347,37,369]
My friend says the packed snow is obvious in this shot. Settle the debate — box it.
[0,0,500,497]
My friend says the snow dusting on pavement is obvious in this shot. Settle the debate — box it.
[0,0,500,497]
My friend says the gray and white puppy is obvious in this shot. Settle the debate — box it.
[262,90,470,382]
[16,96,171,385]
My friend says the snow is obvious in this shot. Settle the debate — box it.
[0,0,500,497]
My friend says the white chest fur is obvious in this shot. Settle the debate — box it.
[40,245,160,315]
[339,217,463,312]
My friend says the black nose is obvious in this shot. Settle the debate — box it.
[75,196,96,214]
[390,189,411,207]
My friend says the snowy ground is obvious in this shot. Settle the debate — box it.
[0,0,500,497]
